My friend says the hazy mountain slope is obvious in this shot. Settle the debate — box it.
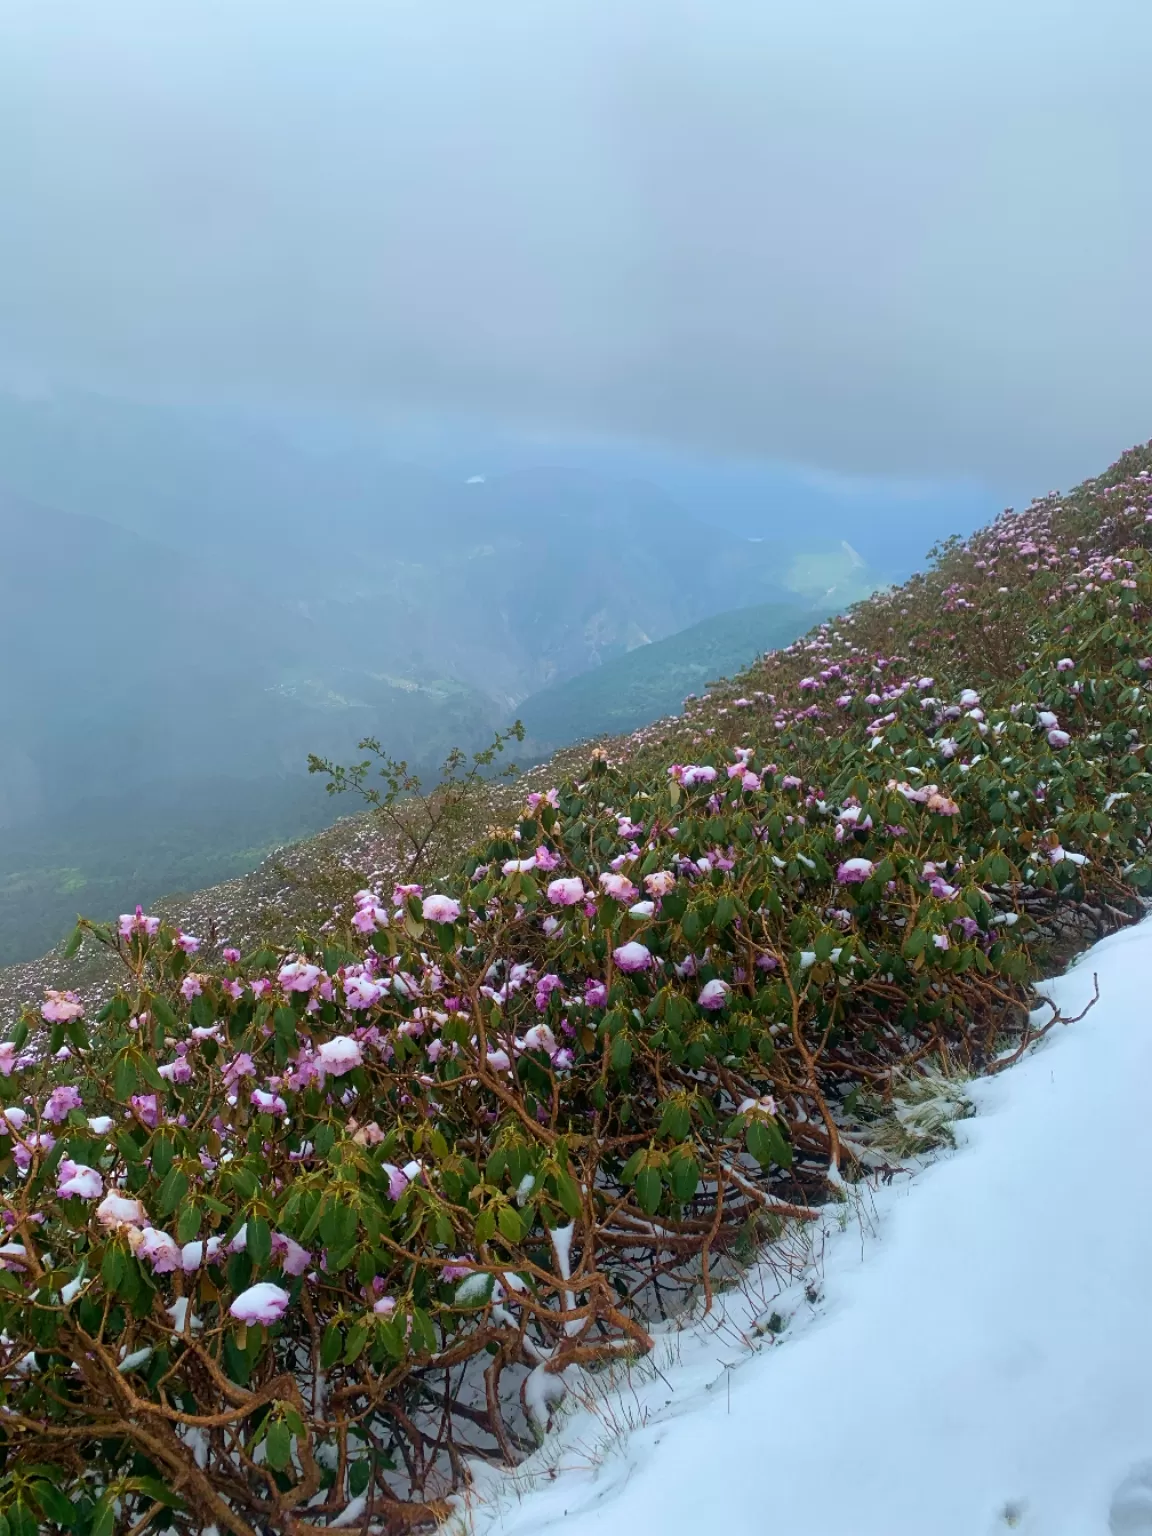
[516,600,811,748]
[0,393,842,697]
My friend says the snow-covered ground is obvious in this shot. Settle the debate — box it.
[444,918,1152,1536]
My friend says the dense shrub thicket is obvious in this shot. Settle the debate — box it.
[3,447,1152,1534]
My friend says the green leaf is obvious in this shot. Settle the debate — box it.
[28,1480,75,1524]
[349,1458,372,1497]
[274,1007,298,1048]
[657,1101,691,1141]
[150,994,179,1031]
[668,1154,700,1203]
[552,1169,582,1220]
[620,1149,645,1185]
[411,1305,437,1353]
[610,1034,633,1075]
[7,1501,38,1536]
[321,1323,343,1369]
[474,1205,497,1244]
[127,1476,185,1510]
[634,1166,662,1216]
[156,1167,189,1215]
[63,921,86,959]
[101,1243,126,1291]
[747,1117,790,1169]
[496,1204,523,1244]
[176,1203,201,1244]
[266,1419,293,1470]
[902,928,927,959]
[113,1052,138,1101]
[345,1320,370,1364]
[151,1132,175,1179]
[246,1217,272,1267]
[229,1167,259,1202]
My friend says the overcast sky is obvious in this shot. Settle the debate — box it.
[1,0,1149,489]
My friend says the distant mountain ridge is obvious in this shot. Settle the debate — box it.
[516,600,813,750]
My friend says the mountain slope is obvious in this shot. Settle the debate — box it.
[516,600,812,748]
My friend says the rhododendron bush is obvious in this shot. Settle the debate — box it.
[4,447,1152,1532]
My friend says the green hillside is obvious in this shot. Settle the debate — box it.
[516,600,813,748]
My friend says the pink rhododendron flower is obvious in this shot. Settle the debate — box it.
[136,1228,182,1273]
[1056,657,1075,671]
[392,883,422,905]
[56,1159,103,1199]
[926,792,960,816]
[344,974,385,1010]
[1047,728,1071,748]
[118,906,160,939]
[97,1192,149,1230]
[502,856,537,875]
[644,870,676,897]
[174,931,200,954]
[180,974,203,1000]
[251,1088,288,1114]
[533,845,561,871]
[180,1237,223,1270]
[836,858,875,884]
[383,1162,417,1200]
[422,894,461,924]
[547,877,586,906]
[613,941,652,973]
[738,1094,779,1118]
[130,1094,161,1128]
[0,1044,17,1077]
[317,1035,363,1076]
[273,1233,312,1276]
[278,961,321,993]
[523,1022,559,1055]
[41,989,84,1024]
[373,1294,397,1314]
[584,979,608,1008]
[230,1282,290,1326]
[158,1057,193,1084]
[221,1054,255,1089]
[222,947,241,964]
[534,973,563,1011]
[698,979,730,1010]
[599,872,638,903]
[43,1085,82,1123]
[352,903,388,934]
